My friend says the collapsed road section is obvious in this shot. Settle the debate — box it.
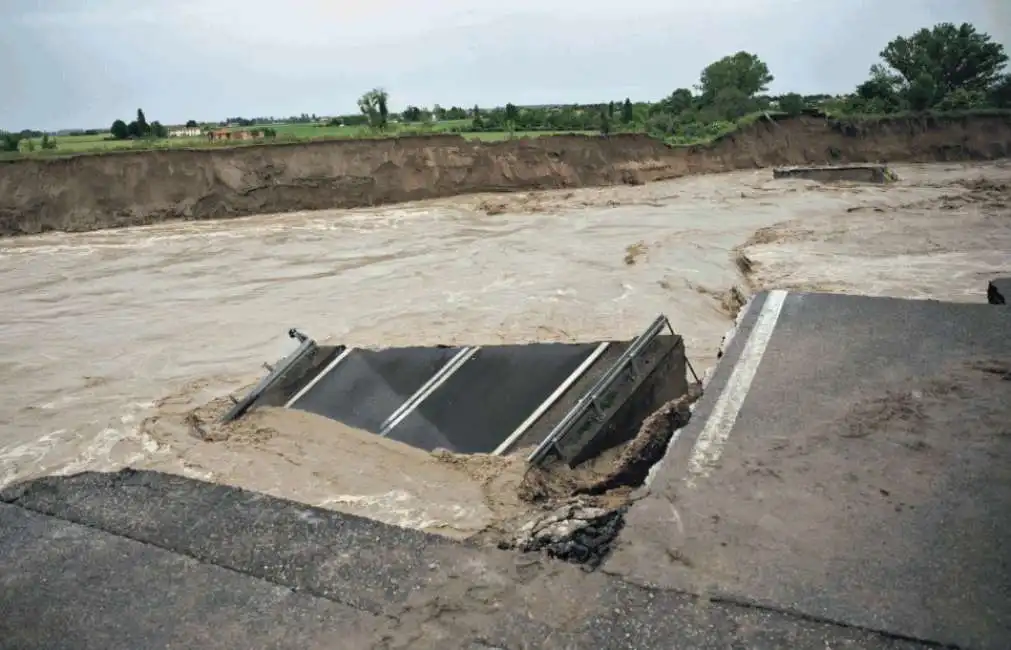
[221,315,698,467]
[607,283,1011,650]
[3,284,1008,649]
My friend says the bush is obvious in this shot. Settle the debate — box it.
[778,93,806,116]
[0,130,20,152]
[111,119,129,140]
[935,88,988,110]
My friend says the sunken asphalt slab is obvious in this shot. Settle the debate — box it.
[288,342,604,453]
[607,291,1011,650]
[3,290,1005,649]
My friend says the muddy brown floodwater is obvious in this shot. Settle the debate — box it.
[1,162,1008,537]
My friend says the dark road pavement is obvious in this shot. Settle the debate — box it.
[609,291,1011,650]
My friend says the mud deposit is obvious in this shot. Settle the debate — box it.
[695,357,1011,552]
[2,113,1010,236]
[840,358,1011,446]
[134,380,698,546]
[137,385,526,539]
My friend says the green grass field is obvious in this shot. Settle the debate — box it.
[5,107,1008,161]
[4,120,597,159]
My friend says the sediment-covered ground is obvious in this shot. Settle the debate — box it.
[1,157,1008,544]
[136,381,695,545]
[1,113,1009,236]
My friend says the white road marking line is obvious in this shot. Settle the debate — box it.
[379,346,481,437]
[493,341,611,456]
[685,289,787,487]
[284,347,355,409]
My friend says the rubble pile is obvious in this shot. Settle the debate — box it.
[502,498,627,570]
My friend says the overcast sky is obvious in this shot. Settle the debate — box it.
[2,0,1009,131]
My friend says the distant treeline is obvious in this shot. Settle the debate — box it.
[220,22,1011,143]
[3,21,1009,150]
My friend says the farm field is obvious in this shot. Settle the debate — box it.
[9,120,598,159]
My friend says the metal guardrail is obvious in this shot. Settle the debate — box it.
[527,314,674,465]
[220,328,319,423]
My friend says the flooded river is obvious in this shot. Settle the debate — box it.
[1,162,1008,527]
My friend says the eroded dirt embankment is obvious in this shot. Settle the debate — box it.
[2,113,1010,236]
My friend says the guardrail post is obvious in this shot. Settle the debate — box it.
[526,314,671,466]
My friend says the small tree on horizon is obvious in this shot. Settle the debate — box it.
[110,119,129,140]
[621,98,634,123]
[357,88,390,130]
[136,109,150,136]
[377,92,388,129]
[402,106,422,122]
[0,130,20,152]
[599,109,611,135]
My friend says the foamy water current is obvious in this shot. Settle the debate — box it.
[2,163,1008,491]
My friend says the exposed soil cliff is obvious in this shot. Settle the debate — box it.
[2,112,1010,236]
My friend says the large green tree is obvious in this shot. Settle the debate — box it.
[698,52,773,101]
[881,23,1007,98]
[857,22,1009,110]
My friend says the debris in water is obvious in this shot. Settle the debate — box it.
[623,241,648,265]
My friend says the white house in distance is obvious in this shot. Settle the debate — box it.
[168,127,202,138]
